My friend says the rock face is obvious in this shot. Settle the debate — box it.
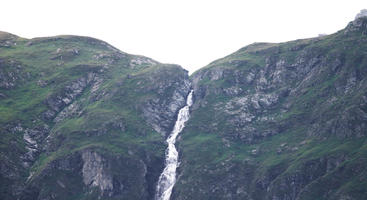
[142,67,191,136]
[42,71,99,121]
[0,33,189,200]
[81,150,113,196]
[21,149,160,200]
[172,17,367,200]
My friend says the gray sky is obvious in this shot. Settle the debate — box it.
[1,0,366,73]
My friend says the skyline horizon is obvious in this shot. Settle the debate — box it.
[1,1,366,73]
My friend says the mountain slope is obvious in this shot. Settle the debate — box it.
[172,17,367,200]
[1,16,367,200]
[0,32,190,200]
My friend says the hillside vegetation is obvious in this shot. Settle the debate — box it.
[0,16,367,200]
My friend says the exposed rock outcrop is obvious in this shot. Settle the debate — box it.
[355,9,367,19]
[142,66,191,136]
[0,59,28,89]
[82,150,113,196]
[42,71,100,121]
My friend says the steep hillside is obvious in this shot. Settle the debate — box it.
[0,32,190,200]
[173,17,367,199]
[1,16,367,200]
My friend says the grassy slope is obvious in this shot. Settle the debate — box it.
[0,32,186,199]
[175,19,367,199]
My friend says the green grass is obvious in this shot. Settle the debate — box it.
[0,33,187,200]
[175,21,367,199]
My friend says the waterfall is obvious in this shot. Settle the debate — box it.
[155,90,194,200]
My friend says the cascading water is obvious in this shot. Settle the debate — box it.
[155,90,194,200]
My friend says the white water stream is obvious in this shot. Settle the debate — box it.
[155,90,194,200]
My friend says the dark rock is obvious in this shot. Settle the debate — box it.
[344,16,367,35]
[42,72,97,121]
[142,67,190,136]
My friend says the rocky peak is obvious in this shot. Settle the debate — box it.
[345,10,367,34]
[355,9,367,19]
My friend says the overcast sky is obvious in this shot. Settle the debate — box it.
[1,0,366,72]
